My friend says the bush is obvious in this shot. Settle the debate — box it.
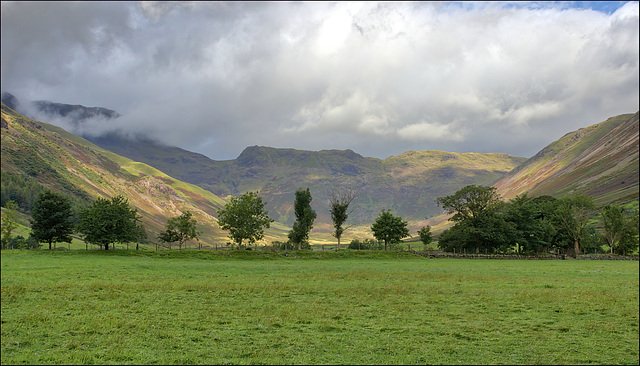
[272,240,310,251]
[5,235,41,249]
[348,238,383,250]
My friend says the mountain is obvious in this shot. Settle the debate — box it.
[82,136,526,229]
[30,100,120,126]
[494,112,639,205]
[1,102,290,247]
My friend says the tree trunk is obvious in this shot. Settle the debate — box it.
[384,240,388,251]
[105,243,109,250]
[574,239,580,256]
[337,237,341,250]
[49,239,52,250]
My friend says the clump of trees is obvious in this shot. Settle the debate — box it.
[437,185,639,256]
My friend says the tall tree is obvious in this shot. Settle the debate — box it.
[217,191,274,249]
[288,187,317,250]
[329,188,358,250]
[553,195,595,256]
[158,211,200,250]
[371,209,410,251]
[30,191,75,250]
[600,205,639,255]
[1,200,19,249]
[78,195,145,250]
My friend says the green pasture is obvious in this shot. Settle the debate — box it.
[1,250,638,365]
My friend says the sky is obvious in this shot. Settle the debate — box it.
[1,1,638,161]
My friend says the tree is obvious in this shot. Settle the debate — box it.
[217,191,274,249]
[371,209,410,251]
[436,185,514,253]
[30,190,75,250]
[288,187,317,250]
[601,205,639,255]
[553,195,595,256]
[417,226,433,247]
[158,211,199,250]
[504,194,556,255]
[78,195,146,250]
[437,185,502,223]
[1,200,19,249]
[328,188,357,250]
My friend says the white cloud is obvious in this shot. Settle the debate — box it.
[1,1,638,160]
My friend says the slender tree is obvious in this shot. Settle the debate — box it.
[30,191,75,250]
[288,187,317,250]
[371,209,410,251]
[217,191,274,249]
[417,225,433,247]
[329,188,358,250]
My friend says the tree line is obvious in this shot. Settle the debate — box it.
[1,185,638,255]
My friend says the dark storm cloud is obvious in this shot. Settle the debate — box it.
[2,1,638,160]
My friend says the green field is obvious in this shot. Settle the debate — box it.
[1,250,638,365]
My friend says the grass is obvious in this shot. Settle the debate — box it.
[1,250,638,365]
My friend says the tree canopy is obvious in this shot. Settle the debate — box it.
[371,209,410,251]
[30,190,75,250]
[78,195,145,250]
[288,187,317,250]
[217,191,274,248]
[158,210,199,250]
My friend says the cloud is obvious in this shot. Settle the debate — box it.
[2,1,638,160]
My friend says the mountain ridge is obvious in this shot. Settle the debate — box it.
[2,93,638,243]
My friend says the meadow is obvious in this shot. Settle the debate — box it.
[1,250,638,365]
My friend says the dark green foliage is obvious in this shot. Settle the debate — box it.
[1,171,47,211]
[370,209,410,251]
[348,238,382,250]
[437,185,511,253]
[158,211,199,250]
[417,226,433,246]
[552,195,596,255]
[288,188,317,250]
[217,191,274,248]
[437,185,503,223]
[78,195,145,250]
[504,194,557,255]
[30,190,76,250]
[274,240,311,251]
[4,235,41,249]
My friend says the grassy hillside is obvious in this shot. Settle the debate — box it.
[494,112,639,206]
[1,103,294,247]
